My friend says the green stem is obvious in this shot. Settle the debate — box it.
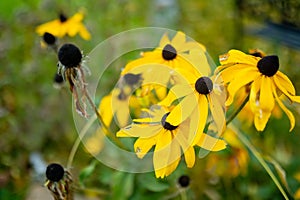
[234,129,289,200]
[67,114,97,169]
[226,94,249,125]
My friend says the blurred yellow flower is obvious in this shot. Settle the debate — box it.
[117,106,226,178]
[217,49,300,131]
[207,128,249,177]
[36,11,91,40]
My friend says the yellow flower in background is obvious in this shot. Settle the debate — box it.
[99,73,142,128]
[117,106,226,178]
[217,49,300,131]
[206,128,249,178]
[36,11,91,40]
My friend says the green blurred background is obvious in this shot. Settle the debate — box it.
[1,0,300,199]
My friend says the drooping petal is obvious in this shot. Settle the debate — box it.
[208,92,226,137]
[194,133,227,151]
[183,146,195,168]
[226,68,260,106]
[249,77,261,113]
[275,71,296,95]
[273,74,300,103]
[166,92,198,126]
[191,95,208,145]
[253,76,275,131]
[153,131,173,177]
[272,83,296,131]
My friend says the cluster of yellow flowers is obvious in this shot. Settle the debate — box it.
[98,32,300,178]
[35,13,300,179]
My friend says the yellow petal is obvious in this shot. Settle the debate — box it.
[226,68,259,106]
[273,74,300,103]
[115,105,130,128]
[36,20,62,36]
[159,84,194,106]
[249,77,261,113]
[134,136,157,159]
[99,94,113,127]
[272,84,296,131]
[208,92,226,137]
[118,123,162,138]
[219,49,259,66]
[171,31,186,50]
[192,95,209,145]
[78,24,91,40]
[183,146,195,168]
[166,92,198,126]
[195,133,227,151]
[276,71,296,95]
[159,33,171,48]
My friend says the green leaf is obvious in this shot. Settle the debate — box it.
[138,173,170,192]
[111,172,135,200]
[79,160,98,186]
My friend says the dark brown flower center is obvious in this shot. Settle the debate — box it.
[257,55,279,77]
[195,76,213,95]
[162,44,177,60]
[46,163,64,182]
[59,13,68,22]
[58,43,82,68]
[161,112,178,131]
[43,32,56,45]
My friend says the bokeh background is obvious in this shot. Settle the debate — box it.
[1,0,300,199]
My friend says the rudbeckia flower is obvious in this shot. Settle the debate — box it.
[99,73,142,128]
[161,68,226,148]
[217,49,300,131]
[36,11,91,40]
[117,106,226,178]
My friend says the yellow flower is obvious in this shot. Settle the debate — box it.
[99,73,142,128]
[117,106,226,178]
[36,11,91,40]
[161,68,226,145]
[217,49,300,131]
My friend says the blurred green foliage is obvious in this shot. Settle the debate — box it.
[1,0,300,199]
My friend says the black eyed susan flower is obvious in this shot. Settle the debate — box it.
[99,73,143,128]
[117,106,226,178]
[217,49,300,131]
[45,163,73,200]
[57,43,90,117]
[121,32,211,91]
[36,11,91,40]
[160,68,226,146]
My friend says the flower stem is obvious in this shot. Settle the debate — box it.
[234,129,289,200]
[226,94,249,125]
[67,114,97,169]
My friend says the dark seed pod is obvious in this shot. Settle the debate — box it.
[178,175,190,187]
[54,73,64,84]
[58,43,82,68]
[195,76,213,95]
[59,13,68,22]
[162,44,177,60]
[257,55,279,77]
[123,73,142,85]
[46,163,65,182]
[43,32,56,45]
[161,112,178,131]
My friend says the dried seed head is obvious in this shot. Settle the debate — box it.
[46,163,65,182]
[58,43,82,68]
[178,175,190,187]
